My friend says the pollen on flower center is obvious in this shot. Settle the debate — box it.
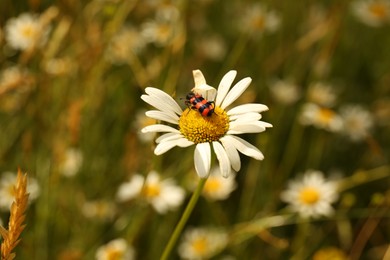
[179,106,229,144]
[192,238,207,254]
[142,184,161,198]
[299,187,320,205]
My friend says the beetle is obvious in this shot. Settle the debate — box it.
[185,92,215,117]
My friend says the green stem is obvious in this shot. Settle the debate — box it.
[160,177,207,260]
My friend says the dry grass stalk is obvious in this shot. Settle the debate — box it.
[0,169,29,260]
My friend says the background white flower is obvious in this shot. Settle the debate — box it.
[5,13,50,50]
[95,238,135,260]
[339,104,374,141]
[116,171,185,214]
[201,167,237,200]
[178,227,228,260]
[280,170,339,218]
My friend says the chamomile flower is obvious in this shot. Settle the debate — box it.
[307,82,337,108]
[240,4,281,35]
[178,227,228,260]
[116,171,185,214]
[59,148,83,177]
[0,171,40,211]
[5,13,50,51]
[269,79,301,105]
[201,167,237,200]
[95,238,135,260]
[280,170,339,218]
[352,0,390,27]
[105,26,145,65]
[300,103,343,132]
[141,70,272,178]
[339,104,374,141]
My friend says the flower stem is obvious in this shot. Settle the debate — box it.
[160,177,207,260]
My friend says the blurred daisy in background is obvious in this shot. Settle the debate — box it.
[196,34,227,61]
[201,167,237,201]
[240,3,281,35]
[280,170,339,218]
[141,6,181,47]
[95,238,135,260]
[135,109,157,143]
[105,26,145,65]
[81,200,116,221]
[178,227,228,260]
[5,13,50,50]
[0,66,34,95]
[268,78,301,106]
[0,171,40,211]
[307,82,337,108]
[141,70,272,178]
[59,148,83,177]
[352,0,390,27]
[339,104,374,142]
[116,171,185,214]
[300,103,343,132]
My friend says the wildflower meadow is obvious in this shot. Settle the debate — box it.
[1,0,390,259]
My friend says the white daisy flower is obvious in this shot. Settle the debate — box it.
[59,148,83,177]
[116,171,185,214]
[178,227,228,260]
[201,167,237,200]
[141,70,272,178]
[352,0,390,27]
[0,171,40,211]
[307,82,337,108]
[105,26,146,65]
[339,104,374,141]
[95,238,135,260]
[269,78,301,105]
[5,13,50,51]
[280,170,339,218]
[300,103,343,132]
[240,4,281,34]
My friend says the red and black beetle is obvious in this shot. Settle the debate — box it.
[185,92,215,117]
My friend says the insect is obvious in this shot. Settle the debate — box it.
[185,92,215,117]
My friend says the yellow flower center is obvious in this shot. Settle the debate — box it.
[105,248,124,260]
[369,3,388,18]
[21,25,37,39]
[252,16,265,29]
[318,108,336,124]
[179,106,229,144]
[192,237,208,255]
[142,183,161,198]
[204,178,221,194]
[299,187,320,205]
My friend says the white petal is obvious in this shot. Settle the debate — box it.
[154,138,194,155]
[227,122,266,134]
[227,103,269,115]
[220,137,241,172]
[230,112,262,122]
[155,132,183,143]
[221,77,252,109]
[193,70,207,87]
[194,143,211,178]
[142,87,183,115]
[141,124,180,133]
[145,110,179,125]
[224,135,264,160]
[216,70,237,107]
[212,141,231,178]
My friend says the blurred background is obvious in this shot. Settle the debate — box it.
[0,0,389,259]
